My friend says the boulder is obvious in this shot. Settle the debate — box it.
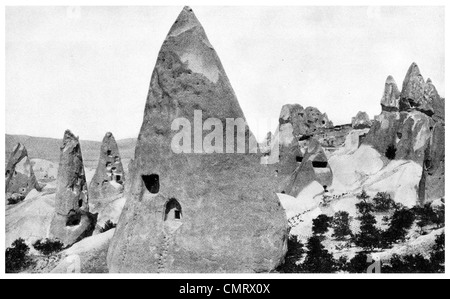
[49,130,97,246]
[88,132,125,208]
[107,7,287,273]
[351,111,372,129]
[5,143,41,199]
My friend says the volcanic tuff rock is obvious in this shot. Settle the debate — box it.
[419,122,445,203]
[275,104,333,175]
[364,63,444,164]
[5,143,41,198]
[351,111,372,129]
[284,138,332,197]
[381,76,401,111]
[399,63,433,115]
[49,130,97,246]
[107,7,287,273]
[88,132,125,205]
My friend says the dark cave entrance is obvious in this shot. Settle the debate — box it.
[312,161,328,168]
[142,174,160,194]
[296,156,303,162]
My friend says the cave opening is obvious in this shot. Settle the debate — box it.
[142,174,160,194]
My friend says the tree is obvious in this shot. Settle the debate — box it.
[414,203,445,231]
[5,238,32,273]
[373,192,395,212]
[332,211,352,240]
[356,190,374,215]
[312,214,332,235]
[347,252,371,273]
[381,254,433,273]
[382,208,415,246]
[357,190,370,203]
[353,212,381,250]
[276,235,305,273]
[301,236,337,273]
[100,220,117,233]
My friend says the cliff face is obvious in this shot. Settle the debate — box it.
[107,7,288,273]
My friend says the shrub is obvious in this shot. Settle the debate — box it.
[312,214,332,235]
[7,194,25,205]
[5,238,32,273]
[100,220,117,233]
[276,235,305,273]
[430,233,445,273]
[373,192,395,212]
[413,203,444,231]
[381,254,433,273]
[332,211,352,240]
[32,238,64,256]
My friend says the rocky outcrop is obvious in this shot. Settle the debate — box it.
[284,138,332,196]
[5,143,41,200]
[49,130,97,246]
[399,63,433,115]
[364,63,443,165]
[381,75,400,111]
[107,7,287,273]
[351,111,372,129]
[275,104,333,175]
[88,132,125,205]
[419,122,445,203]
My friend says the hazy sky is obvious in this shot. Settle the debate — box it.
[5,6,445,141]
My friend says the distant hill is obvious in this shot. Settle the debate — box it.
[5,134,136,169]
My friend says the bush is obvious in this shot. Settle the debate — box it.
[430,233,445,273]
[32,238,64,256]
[100,220,117,233]
[381,254,434,273]
[332,211,352,240]
[276,235,305,273]
[385,144,396,160]
[373,192,395,212]
[5,238,32,273]
[301,236,337,273]
[7,194,25,205]
[413,203,444,231]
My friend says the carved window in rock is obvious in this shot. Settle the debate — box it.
[142,174,159,194]
[164,198,182,221]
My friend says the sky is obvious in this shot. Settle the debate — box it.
[5,6,445,142]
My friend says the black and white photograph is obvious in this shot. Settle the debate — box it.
[2,1,447,279]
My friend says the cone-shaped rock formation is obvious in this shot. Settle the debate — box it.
[89,132,125,205]
[107,7,287,273]
[49,130,97,245]
[5,143,41,200]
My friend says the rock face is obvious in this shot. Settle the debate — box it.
[88,132,125,205]
[381,75,401,111]
[419,122,445,203]
[49,130,97,246]
[284,138,332,196]
[364,63,444,204]
[351,111,372,129]
[107,7,287,273]
[275,104,333,175]
[5,143,41,199]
